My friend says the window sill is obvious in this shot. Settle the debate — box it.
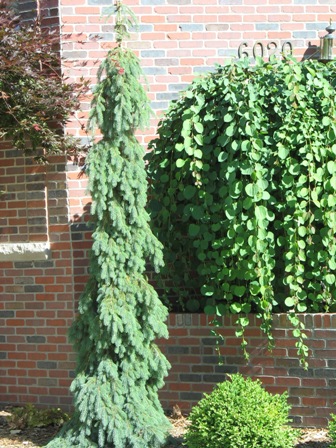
[0,242,51,262]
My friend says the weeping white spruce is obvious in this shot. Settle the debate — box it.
[46,3,171,447]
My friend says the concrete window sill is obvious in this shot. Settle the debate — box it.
[0,242,51,262]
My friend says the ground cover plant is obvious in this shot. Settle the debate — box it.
[185,374,298,448]
[147,56,336,366]
[45,2,170,447]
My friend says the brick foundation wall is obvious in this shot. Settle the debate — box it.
[1,312,336,428]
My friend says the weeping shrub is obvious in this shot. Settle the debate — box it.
[147,56,336,366]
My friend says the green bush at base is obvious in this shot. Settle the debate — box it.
[328,413,336,447]
[185,374,298,448]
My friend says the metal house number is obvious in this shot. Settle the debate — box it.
[238,41,293,59]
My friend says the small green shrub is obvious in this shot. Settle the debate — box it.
[328,413,336,447]
[9,403,70,429]
[185,374,298,448]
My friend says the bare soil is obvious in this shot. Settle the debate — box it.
[0,408,332,448]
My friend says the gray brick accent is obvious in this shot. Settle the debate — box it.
[315,369,336,378]
[26,182,45,192]
[37,361,57,369]
[38,378,58,386]
[88,0,112,4]
[89,33,114,42]
[327,360,336,368]
[202,338,220,346]
[206,24,229,31]
[157,92,179,101]
[219,49,241,57]
[214,365,238,374]
[26,336,46,343]
[62,51,88,59]
[293,31,316,39]
[143,67,166,75]
[256,23,280,31]
[102,6,116,15]
[141,0,165,4]
[203,374,228,382]
[0,311,15,318]
[34,261,54,268]
[28,217,47,225]
[155,58,179,66]
[180,392,203,401]
[203,356,223,364]
[167,0,191,4]
[14,262,34,269]
[48,190,67,199]
[15,277,34,285]
[167,346,189,354]
[151,101,169,110]
[168,83,189,92]
[306,22,328,31]
[289,368,314,377]
[219,0,242,3]
[193,66,216,74]
[24,285,44,293]
[141,50,166,58]
[179,24,204,32]
[180,374,202,382]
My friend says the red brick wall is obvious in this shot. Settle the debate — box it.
[0,153,76,409]
[1,312,336,427]
[0,142,49,244]
[60,0,336,145]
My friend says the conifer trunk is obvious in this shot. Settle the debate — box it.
[46,7,171,447]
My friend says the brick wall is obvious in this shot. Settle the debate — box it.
[1,313,336,427]
[0,153,76,409]
[59,0,336,146]
[0,143,48,244]
[1,0,336,429]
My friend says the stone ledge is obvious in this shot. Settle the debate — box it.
[0,242,51,261]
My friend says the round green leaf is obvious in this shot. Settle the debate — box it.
[194,122,204,133]
[245,183,259,198]
[204,305,216,315]
[255,205,267,221]
[176,158,186,168]
[189,223,200,237]
[285,297,295,308]
[184,185,196,200]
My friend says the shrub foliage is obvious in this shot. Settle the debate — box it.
[8,404,69,430]
[147,56,336,364]
[185,374,298,448]
[0,2,87,162]
[329,412,336,448]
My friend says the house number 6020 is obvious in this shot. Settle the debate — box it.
[238,41,293,59]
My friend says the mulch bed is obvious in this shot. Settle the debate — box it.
[0,407,332,448]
